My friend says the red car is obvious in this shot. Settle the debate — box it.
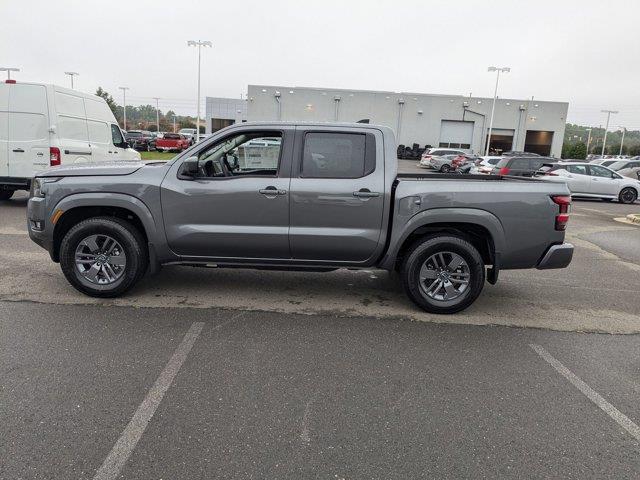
[156,133,190,152]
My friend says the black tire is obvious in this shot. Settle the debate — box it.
[401,235,485,314]
[440,164,451,173]
[59,217,148,298]
[619,187,637,204]
[0,190,15,201]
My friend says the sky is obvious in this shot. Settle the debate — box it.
[1,0,639,129]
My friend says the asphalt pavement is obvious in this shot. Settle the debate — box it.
[1,170,640,479]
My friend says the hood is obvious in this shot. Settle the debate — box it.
[36,161,147,178]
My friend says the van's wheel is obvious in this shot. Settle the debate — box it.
[0,190,15,201]
[440,164,451,173]
[401,235,485,314]
[619,187,637,204]
[59,217,148,298]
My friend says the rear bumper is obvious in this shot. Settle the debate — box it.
[536,243,574,270]
[1,176,31,190]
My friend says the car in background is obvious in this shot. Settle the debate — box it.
[536,162,639,204]
[155,133,190,152]
[471,156,502,174]
[178,128,197,145]
[618,166,640,181]
[125,130,156,151]
[197,133,213,142]
[419,147,469,169]
[591,159,618,168]
[491,156,551,177]
[502,151,540,157]
[607,159,640,172]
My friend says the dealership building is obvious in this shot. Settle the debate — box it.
[205,85,568,157]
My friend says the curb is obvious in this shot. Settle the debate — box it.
[626,214,640,224]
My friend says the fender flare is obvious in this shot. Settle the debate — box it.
[379,208,506,270]
[52,192,160,245]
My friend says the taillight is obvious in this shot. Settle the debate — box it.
[50,147,61,166]
[544,171,559,176]
[5,79,16,84]
[552,195,571,230]
[498,167,510,175]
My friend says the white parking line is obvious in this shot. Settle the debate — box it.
[93,322,205,480]
[530,344,640,442]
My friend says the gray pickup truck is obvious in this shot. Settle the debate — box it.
[27,122,573,314]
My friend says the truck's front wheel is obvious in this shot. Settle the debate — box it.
[401,235,485,314]
[59,217,148,298]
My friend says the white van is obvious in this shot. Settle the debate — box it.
[0,80,140,200]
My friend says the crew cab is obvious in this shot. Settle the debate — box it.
[27,123,574,314]
[155,133,190,152]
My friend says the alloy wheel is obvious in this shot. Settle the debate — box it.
[74,234,127,285]
[419,251,470,301]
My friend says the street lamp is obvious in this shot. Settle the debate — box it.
[64,71,79,89]
[485,66,510,155]
[585,128,592,155]
[172,114,177,133]
[0,67,20,80]
[187,40,212,142]
[152,97,161,133]
[618,126,626,155]
[600,110,618,156]
[118,86,129,130]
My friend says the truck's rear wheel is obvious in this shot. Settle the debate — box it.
[59,217,148,298]
[0,190,15,201]
[401,235,485,314]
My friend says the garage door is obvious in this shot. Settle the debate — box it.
[439,120,474,149]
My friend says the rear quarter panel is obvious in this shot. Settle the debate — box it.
[386,178,569,269]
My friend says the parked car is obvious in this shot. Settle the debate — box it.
[178,128,197,145]
[618,166,640,180]
[155,133,190,152]
[0,80,139,201]
[419,147,469,169]
[502,151,540,157]
[591,159,618,167]
[125,131,156,151]
[607,159,640,172]
[27,122,574,314]
[491,156,551,177]
[536,162,639,204]
[471,156,502,174]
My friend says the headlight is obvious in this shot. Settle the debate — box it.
[30,177,61,198]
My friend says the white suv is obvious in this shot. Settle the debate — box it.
[538,162,639,204]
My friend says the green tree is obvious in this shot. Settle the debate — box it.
[572,142,587,159]
[95,87,118,117]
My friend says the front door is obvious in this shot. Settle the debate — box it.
[161,128,293,259]
[588,165,620,196]
[289,128,385,263]
[563,164,590,194]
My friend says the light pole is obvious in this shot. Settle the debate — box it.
[485,66,510,155]
[585,128,592,155]
[118,87,129,130]
[0,67,20,80]
[618,126,626,155]
[172,115,177,133]
[64,71,79,89]
[187,40,212,142]
[152,97,161,133]
[600,110,618,156]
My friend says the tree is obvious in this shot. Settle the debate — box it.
[572,142,587,160]
[95,87,118,117]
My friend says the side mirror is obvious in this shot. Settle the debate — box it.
[178,156,199,179]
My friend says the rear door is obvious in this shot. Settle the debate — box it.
[289,128,385,263]
[7,83,49,178]
[588,165,621,195]
[54,90,91,163]
[0,84,8,177]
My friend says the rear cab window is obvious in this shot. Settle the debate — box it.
[301,132,375,179]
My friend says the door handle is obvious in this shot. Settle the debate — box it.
[12,148,24,153]
[353,189,380,198]
[259,187,286,196]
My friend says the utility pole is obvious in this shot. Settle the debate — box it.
[118,87,129,130]
[485,66,510,155]
[173,115,177,133]
[600,110,618,156]
[619,127,626,155]
[187,40,212,142]
[0,67,20,80]
[64,71,79,89]
[585,128,592,155]
[152,97,161,133]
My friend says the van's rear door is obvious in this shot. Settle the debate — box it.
[7,83,49,179]
[0,84,8,178]
[53,89,92,164]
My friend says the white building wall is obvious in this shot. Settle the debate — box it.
[246,85,568,157]
[204,97,247,133]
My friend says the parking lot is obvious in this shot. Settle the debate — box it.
[1,171,640,479]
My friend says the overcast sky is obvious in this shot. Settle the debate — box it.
[2,0,639,129]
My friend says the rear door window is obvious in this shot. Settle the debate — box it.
[510,158,530,170]
[302,132,373,178]
[567,164,587,175]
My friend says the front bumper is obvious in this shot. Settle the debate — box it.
[536,243,574,270]
[27,196,55,260]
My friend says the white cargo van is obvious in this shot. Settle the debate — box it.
[0,80,140,200]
